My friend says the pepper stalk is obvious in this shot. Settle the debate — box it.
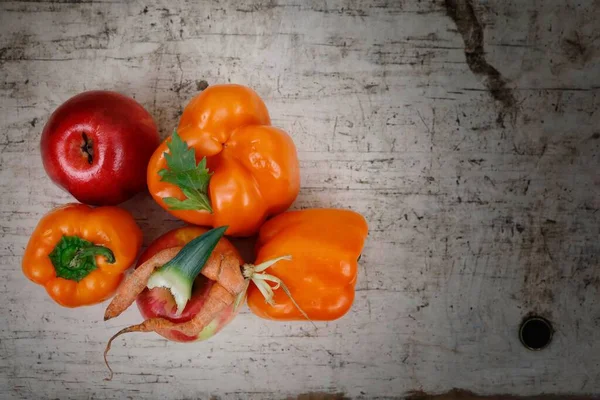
[240,255,315,327]
[48,236,116,282]
[146,226,227,316]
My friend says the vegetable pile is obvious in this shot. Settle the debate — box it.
[22,83,369,379]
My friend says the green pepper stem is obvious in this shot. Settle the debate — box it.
[69,245,115,269]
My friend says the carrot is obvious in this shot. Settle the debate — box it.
[201,249,247,295]
[103,228,310,380]
[104,247,182,321]
[104,283,234,380]
[103,251,244,380]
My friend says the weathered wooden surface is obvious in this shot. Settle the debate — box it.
[1,0,599,398]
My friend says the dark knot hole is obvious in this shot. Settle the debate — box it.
[519,316,553,350]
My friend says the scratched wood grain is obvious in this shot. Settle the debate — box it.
[1,0,599,399]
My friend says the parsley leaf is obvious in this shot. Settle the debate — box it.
[158,130,213,213]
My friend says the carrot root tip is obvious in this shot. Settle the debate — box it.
[103,325,138,380]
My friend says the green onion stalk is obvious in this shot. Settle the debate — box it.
[146,226,227,316]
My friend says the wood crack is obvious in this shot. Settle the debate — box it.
[445,0,517,123]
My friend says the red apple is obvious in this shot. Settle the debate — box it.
[136,226,243,342]
[40,91,160,205]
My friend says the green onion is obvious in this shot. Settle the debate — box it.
[146,226,227,316]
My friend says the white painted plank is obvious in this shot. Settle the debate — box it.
[1,0,599,398]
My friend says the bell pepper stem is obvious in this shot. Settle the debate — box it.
[243,256,316,328]
[69,245,115,269]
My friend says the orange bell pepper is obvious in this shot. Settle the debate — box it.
[247,209,369,321]
[22,204,142,307]
[147,84,300,237]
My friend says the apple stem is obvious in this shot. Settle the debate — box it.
[81,132,94,164]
